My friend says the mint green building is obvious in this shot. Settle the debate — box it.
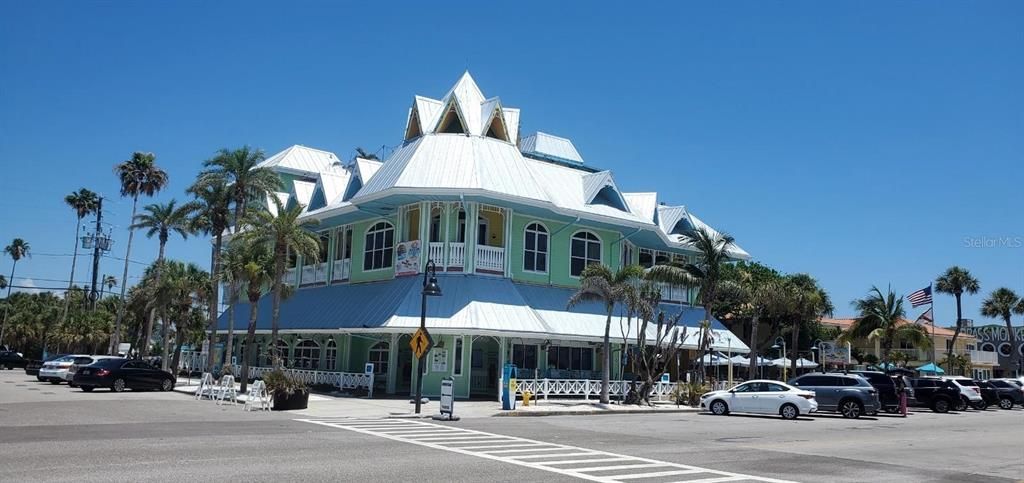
[215,73,750,399]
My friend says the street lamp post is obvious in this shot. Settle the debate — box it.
[771,336,787,382]
[415,260,442,415]
[811,339,823,372]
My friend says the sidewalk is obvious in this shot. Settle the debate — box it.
[173,382,698,418]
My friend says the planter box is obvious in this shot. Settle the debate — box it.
[272,390,309,411]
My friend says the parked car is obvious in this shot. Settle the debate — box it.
[64,355,121,386]
[909,378,961,413]
[701,380,817,420]
[848,370,915,413]
[73,358,176,392]
[38,354,88,383]
[788,373,880,419]
[944,377,986,410]
[974,380,1000,409]
[25,354,67,379]
[991,378,1023,389]
[983,379,1024,409]
[0,350,29,370]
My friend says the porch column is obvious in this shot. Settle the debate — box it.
[326,229,337,283]
[387,333,399,395]
[464,202,478,272]
[503,207,513,278]
[342,333,351,372]
[418,201,430,271]
[496,336,506,402]
[442,203,451,269]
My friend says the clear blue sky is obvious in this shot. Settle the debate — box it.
[1,2,1021,325]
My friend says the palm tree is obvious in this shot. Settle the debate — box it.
[130,200,193,357]
[61,189,99,325]
[648,226,735,381]
[981,288,1023,377]
[0,275,6,291]
[783,274,833,376]
[841,286,932,367]
[240,199,321,363]
[186,179,232,370]
[567,263,645,404]
[940,353,972,376]
[1,238,31,346]
[102,275,117,298]
[111,152,168,353]
[935,266,980,373]
[219,241,247,371]
[194,146,280,362]
[236,240,276,393]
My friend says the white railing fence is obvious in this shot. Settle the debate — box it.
[248,366,374,396]
[179,350,208,374]
[332,258,351,282]
[448,242,465,268]
[653,282,689,303]
[284,268,297,286]
[475,245,504,272]
[513,378,676,402]
[969,350,998,364]
[301,263,328,285]
[428,242,445,267]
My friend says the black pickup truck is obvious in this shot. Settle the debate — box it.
[910,377,961,413]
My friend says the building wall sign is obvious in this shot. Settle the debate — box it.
[395,240,421,277]
[432,349,448,373]
[965,325,1024,372]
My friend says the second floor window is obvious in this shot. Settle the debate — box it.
[523,222,548,273]
[364,221,395,271]
[570,231,601,277]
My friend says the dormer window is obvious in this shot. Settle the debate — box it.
[438,102,467,134]
[405,108,422,140]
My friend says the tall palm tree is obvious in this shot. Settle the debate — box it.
[130,200,193,357]
[647,226,735,381]
[61,189,99,325]
[0,275,6,291]
[111,152,168,353]
[841,286,931,367]
[236,239,276,393]
[219,240,247,370]
[981,288,1023,377]
[567,263,645,404]
[935,266,980,372]
[186,179,232,369]
[1,238,31,346]
[102,275,117,298]
[784,274,833,376]
[194,146,280,363]
[240,199,321,363]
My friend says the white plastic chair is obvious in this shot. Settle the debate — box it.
[194,372,215,400]
[244,380,270,412]
[215,375,238,405]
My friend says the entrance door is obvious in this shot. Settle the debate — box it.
[470,337,499,397]
[397,334,414,394]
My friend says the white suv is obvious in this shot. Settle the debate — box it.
[943,377,985,410]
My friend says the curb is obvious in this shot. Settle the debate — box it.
[494,407,701,417]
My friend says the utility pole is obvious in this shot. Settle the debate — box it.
[88,197,103,310]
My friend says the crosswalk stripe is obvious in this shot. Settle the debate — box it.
[295,418,797,483]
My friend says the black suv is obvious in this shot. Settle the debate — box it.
[848,371,915,413]
[0,351,28,370]
[910,377,961,413]
[982,379,1024,409]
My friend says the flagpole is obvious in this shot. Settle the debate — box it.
[930,283,936,364]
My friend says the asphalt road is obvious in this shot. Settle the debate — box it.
[1,371,1022,482]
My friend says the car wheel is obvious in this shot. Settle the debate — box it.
[710,400,729,415]
[839,399,863,419]
[112,378,126,393]
[81,386,94,392]
[998,397,1013,410]
[972,401,988,410]
[933,398,950,413]
[954,397,968,412]
[780,403,799,420]
[159,378,174,392]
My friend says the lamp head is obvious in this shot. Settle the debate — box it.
[423,276,442,297]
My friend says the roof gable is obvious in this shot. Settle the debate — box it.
[257,145,341,177]
[519,132,584,164]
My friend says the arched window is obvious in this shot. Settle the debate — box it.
[369,341,389,375]
[325,338,338,370]
[294,340,321,369]
[523,222,548,273]
[363,221,395,271]
[274,339,290,366]
[570,231,602,277]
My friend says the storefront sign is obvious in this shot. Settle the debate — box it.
[440,377,454,416]
[432,349,448,372]
[820,341,850,364]
[395,240,421,276]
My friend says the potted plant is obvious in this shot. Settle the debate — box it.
[263,369,309,410]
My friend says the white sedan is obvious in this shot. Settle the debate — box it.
[701,380,818,420]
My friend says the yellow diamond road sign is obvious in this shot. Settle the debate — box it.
[410,327,434,359]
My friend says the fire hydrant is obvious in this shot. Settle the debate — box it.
[522,391,533,406]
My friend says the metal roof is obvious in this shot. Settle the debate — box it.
[519,132,584,164]
[291,180,316,209]
[258,145,341,177]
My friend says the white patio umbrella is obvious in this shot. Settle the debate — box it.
[793,358,819,369]
[770,357,793,367]
[697,353,730,366]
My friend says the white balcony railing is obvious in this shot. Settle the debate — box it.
[332,258,351,282]
[427,242,445,266]
[476,245,504,272]
[300,263,327,286]
[284,268,297,286]
[969,350,998,365]
[448,242,465,268]
[653,282,689,303]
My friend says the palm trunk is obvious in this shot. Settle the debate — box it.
[0,260,19,346]
[170,328,186,374]
[224,281,238,373]
[161,310,171,371]
[141,241,167,358]
[240,298,259,393]
[270,243,286,366]
[790,320,800,377]
[60,216,83,329]
[601,308,612,405]
[205,233,223,370]
[946,293,963,373]
[1004,314,1019,377]
[748,314,760,379]
[111,195,140,354]
[698,304,711,383]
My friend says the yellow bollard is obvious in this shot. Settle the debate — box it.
[522,391,532,406]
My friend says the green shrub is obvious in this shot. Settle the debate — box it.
[262,369,308,396]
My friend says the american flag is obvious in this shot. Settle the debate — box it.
[907,286,933,307]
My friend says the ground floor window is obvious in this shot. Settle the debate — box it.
[293,340,320,369]
[511,344,537,370]
[325,339,337,370]
[369,341,389,375]
[274,340,289,365]
[453,338,464,376]
[547,346,594,371]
